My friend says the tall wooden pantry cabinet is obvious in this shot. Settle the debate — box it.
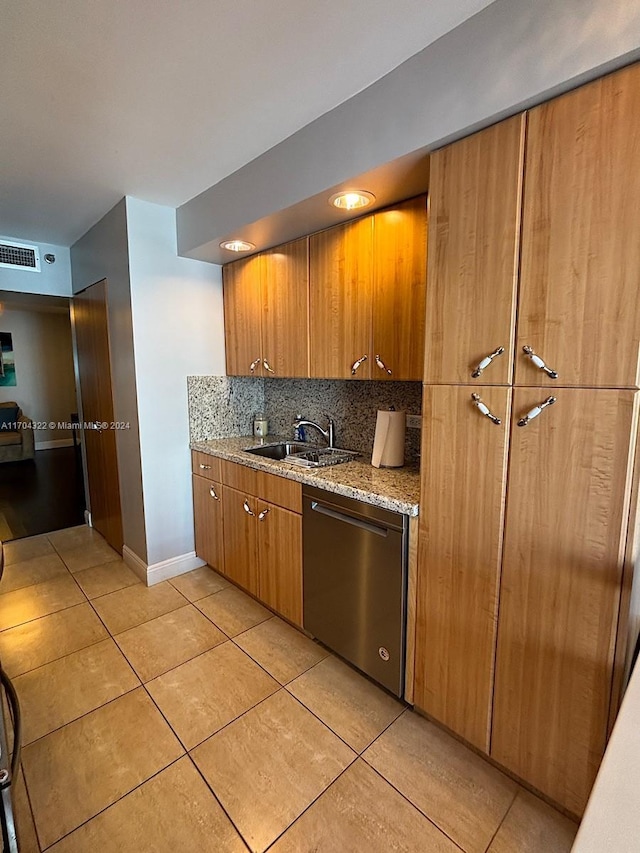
[415,62,640,816]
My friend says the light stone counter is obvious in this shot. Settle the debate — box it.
[190,436,421,516]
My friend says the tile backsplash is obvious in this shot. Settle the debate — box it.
[187,376,422,464]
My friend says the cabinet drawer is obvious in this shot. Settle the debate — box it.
[221,460,302,513]
[191,451,221,482]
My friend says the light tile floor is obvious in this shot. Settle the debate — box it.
[0,526,580,852]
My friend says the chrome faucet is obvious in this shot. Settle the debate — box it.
[293,416,336,448]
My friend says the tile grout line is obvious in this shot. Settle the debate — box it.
[481,787,519,853]
[186,753,253,853]
[360,756,468,853]
[36,753,187,852]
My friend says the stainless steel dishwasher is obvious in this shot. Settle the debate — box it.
[303,485,408,697]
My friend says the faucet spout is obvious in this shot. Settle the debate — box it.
[293,416,336,448]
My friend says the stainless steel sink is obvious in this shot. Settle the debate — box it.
[244,442,308,460]
[243,441,359,467]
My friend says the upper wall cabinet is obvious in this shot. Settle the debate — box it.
[309,215,374,379]
[516,64,640,388]
[423,115,525,385]
[309,196,427,381]
[223,237,309,377]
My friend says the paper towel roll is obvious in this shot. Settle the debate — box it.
[371,410,406,468]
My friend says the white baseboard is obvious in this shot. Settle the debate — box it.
[122,546,148,583]
[84,510,92,527]
[35,439,74,450]
[122,545,205,586]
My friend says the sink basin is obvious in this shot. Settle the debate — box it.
[244,442,309,460]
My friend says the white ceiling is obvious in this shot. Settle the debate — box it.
[1,0,494,247]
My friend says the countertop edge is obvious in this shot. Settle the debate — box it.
[190,438,420,517]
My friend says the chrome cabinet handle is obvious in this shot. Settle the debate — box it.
[262,358,275,374]
[249,358,262,373]
[523,346,558,379]
[199,463,211,470]
[351,354,368,375]
[472,346,505,378]
[243,500,255,516]
[375,354,392,375]
[517,396,556,427]
[258,508,270,521]
[471,393,502,425]
[209,486,220,501]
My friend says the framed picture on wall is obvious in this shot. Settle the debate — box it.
[0,332,16,386]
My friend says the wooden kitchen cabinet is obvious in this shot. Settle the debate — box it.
[372,196,428,381]
[223,237,309,377]
[192,473,224,574]
[223,253,263,376]
[258,500,302,626]
[309,197,427,380]
[221,485,260,595]
[516,63,640,388]
[492,388,639,814]
[218,461,303,626]
[414,384,512,752]
[423,115,524,386]
[309,215,373,379]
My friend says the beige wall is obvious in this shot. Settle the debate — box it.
[0,306,77,446]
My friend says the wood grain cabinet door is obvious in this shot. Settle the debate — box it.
[261,238,309,378]
[516,64,640,388]
[492,388,639,815]
[257,501,303,627]
[372,196,427,381]
[309,216,373,379]
[221,486,259,596]
[414,385,512,752]
[192,474,224,574]
[223,254,264,376]
[423,115,524,386]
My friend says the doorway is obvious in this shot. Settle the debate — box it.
[0,291,85,540]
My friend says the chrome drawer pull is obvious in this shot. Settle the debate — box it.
[523,346,558,379]
[350,354,368,375]
[258,508,270,521]
[375,354,392,375]
[249,358,262,373]
[262,358,275,374]
[243,500,255,516]
[517,396,556,427]
[209,487,220,501]
[472,346,505,378]
[199,463,211,470]
[471,393,501,425]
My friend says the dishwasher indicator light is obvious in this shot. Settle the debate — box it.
[378,647,390,662]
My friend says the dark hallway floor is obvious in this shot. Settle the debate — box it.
[0,447,85,541]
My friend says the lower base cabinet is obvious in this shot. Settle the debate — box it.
[192,455,303,628]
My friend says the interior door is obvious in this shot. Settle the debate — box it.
[423,115,524,385]
[261,238,309,378]
[492,387,639,814]
[72,280,123,552]
[309,216,373,379]
[414,384,511,752]
[223,254,264,376]
[516,64,640,388]
[371,196,427,381]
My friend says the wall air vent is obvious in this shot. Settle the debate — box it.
[0,240,41,272]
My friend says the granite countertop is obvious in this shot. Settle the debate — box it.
[190,436,421,516]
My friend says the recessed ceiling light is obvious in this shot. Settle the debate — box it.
[329,190,376,211]
[220,239,255,252]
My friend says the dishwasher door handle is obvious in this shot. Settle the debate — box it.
[310,501,388,537]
